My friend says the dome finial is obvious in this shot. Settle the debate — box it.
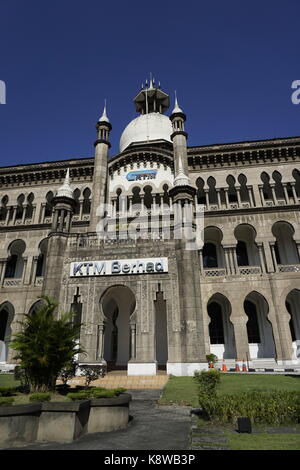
[149,72,154,89]
[99,100,110,123]
[172,91,183,114]
[56,168,74,199]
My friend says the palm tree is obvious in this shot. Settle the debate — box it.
[10,296,85,392]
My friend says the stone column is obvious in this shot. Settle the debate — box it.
[130,324,136,360]
[295,241,300,262]
[257,243,266,273]
[291,183,298,204]
[0,259,7,286]
[230,312,250,361]
[247,186,255,207]
[32,256,38,284]
[140,195,145,215]
[258,185,265,206]
[22,205,27,225]
[96,324,105,361]
[21,257,28,284]
[224,188,229,209]
[59,210,65,231]
[65,211,72,233]
[270,242,279,272]
[236,186,242,207]
[224,247,232,275]
[79,198,84,219]
[199,249,204,275]
[216,189,221,209]
[52,210,59,231]
[230,246,238,275]
[12,206,17,225]
[204,189,209,210]
[5,207,11,226]
[159,194,164,215]
[270,184,277,205]
[40,203,46,223]
[282,184,290,205]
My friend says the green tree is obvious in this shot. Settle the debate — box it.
[10,296,85,393]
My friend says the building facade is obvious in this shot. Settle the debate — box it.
[0,81,300,375]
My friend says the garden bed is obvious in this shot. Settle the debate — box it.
[0,391,131,448]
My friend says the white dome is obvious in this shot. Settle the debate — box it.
[120,113,173,153]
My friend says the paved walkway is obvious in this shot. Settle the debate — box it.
[9,389,192,451]
[67,371,170,390]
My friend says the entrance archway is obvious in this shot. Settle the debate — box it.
[0,302,14,363]
[101,285,136,370]
[244,292,276,359]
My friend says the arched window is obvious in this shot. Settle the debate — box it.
[208,302,224,344]
[45,192,54,217]
[292,169,300,197]
[236,241,249,266]
[4,255,18,278]
[16,194,25,220]
[286,301,296,342]
[196,178,206,205]
[203,243,218,268]
[0,196,9,222]
[4,240,26,279]
[0,309,9,342]
[36,239,48,277]
[82,188,91,214]
[207,177,217,204]
[272,171,285,200]
[226,175,238,203]
[25,193,34,219]
[261,172,272,200]
[73,189,81,215]
[244,300,261,343]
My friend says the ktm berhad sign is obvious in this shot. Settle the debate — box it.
[70,257,168,277]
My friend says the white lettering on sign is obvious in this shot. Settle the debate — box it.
[70,258,168,277]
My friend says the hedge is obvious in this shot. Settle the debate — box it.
[198,390,300,425]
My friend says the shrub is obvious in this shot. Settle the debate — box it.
[55,383,71,395]
[59,360,78,386]
[0,397,15,406]
[206,354,218,365]
[198,391,300,425]
[67,391,91,401]
[10,296,85,393]
[194,369,221,397]
[112,387,127,395]
[0,387,16,397]
[80,364,106,388]
[92,389,116,399]
[29,393,52,403]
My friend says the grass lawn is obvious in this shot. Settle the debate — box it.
[0,374,20,388]
[159,373,300,407]
[226,433,300,450]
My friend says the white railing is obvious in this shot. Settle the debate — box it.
[278,264,300,273]
[3,279,22,287]
[35,277,44,286]
[238,266,261,275]
[203,268,226,277]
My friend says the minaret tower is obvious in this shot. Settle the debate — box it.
[167,95,207,375]
[90,103,112,232]
[51,168,76,233]
[169,94,195,204]
[42,168,75,305]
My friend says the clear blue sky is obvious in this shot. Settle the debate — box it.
[0,0,300,167]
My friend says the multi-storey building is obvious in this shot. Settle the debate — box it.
[0,81,299,375]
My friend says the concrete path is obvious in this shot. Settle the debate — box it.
[8,389,192,451]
